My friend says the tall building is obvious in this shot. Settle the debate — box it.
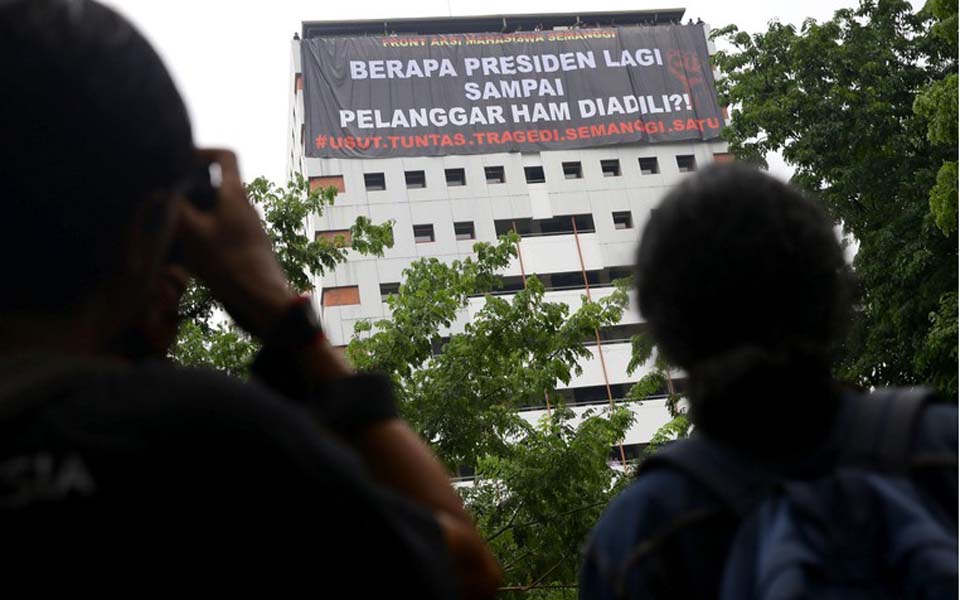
[287,10,729,472]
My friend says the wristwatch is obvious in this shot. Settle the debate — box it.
[250,295,398,435]
[261,295,323,351]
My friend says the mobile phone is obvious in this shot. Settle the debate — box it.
[169,160,220,263]
[182,160,219,211]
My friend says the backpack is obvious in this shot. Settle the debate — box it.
[641,388,958,600]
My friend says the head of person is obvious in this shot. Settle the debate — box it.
[0,0,193,354]
[635,163,853,446]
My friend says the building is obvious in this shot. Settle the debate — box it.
[287,10,729,472]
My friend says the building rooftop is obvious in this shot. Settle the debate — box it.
[302,9,687,39]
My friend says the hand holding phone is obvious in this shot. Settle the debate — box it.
[173,149,296,339]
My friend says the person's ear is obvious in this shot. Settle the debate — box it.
[122,192,179,285]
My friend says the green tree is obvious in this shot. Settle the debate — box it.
[625,331,691,456]
[712,0,958,398]
[346,236,638,596]
[914,0,958,236]
[171,177,649,595]
[171,175,394,373]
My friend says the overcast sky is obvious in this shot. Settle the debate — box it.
[101,0,916,183]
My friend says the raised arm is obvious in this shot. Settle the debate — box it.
[174,149,500,599]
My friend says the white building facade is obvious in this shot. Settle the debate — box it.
[287,10,729,468]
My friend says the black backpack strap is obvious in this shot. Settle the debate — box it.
[640,436,777,517]
[840,387,934,474]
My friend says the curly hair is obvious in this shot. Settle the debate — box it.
[635,163,854,444]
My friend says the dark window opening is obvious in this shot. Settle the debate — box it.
[445,168,466,186]
[562,161,583,179]
[613,211,633,230]
[413,224,435,243]
[494,214,595,238]
[486,265,634,296]
[518,376,687,411]
[454,221,475,241]
[454,464,476,479]
[524,165,546,184]
[405,170,426,189]
[364,172,386,191]
[380,282,400,302]
[638,157,660,175]
[431,336,452,356]
[496,219,532,237]
[601,159,621,177]
[485,166,506,184]
[583,322,648,346]
[610,443,648,464]
[676,155,697,173]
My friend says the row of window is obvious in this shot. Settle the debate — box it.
[516,374,686,412]
[317,212,634,257]
[489,266,635,297]
[383,266,636,304]
[326,263,636,308]
[358,155,699,192]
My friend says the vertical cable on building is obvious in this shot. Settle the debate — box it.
[571,217,628,470]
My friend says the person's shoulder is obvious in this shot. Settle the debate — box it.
[582,462,720,599]
[915,400,958,455]
[102,359,302,421]
[87,359,362,468]
[587,463,710,556]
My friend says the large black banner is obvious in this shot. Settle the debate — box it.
[302,25,724,158]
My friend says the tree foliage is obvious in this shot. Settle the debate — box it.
[346,236,639,595]
[468,406,635,600]
[171,175,394,374]
[625,330,691,455]
[171,175,654,595]
[712,0,958,398]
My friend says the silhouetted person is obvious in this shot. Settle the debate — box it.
[0,1,499,596]
[581,164,957,599]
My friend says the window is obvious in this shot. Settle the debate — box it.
[413,224,435,243]
[600,159,621,177]
[454,221,475,241]
[524,166,546,184]
[431,336,452,356]
[612,211,633,230]
[638,157,660,175]
[676,155,697,173]
[594,322,647,344]
[322,286,360,307]
[445,168,466,186]
[315,229,352,243]
[364,172,386,191]
[485,166,506,184]
[552,383,635,407]
[610,443,648,464]
[494,219,532,237]
[405,170,426,189]
[455,464,476,479]
[308,175,345,193]
[713,152,735,163]
[379,282,400,302]
[484,265,629,299]
[494,214,595,238]
[562,161,583,179]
